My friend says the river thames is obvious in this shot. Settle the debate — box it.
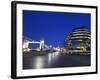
[23,52,90,69]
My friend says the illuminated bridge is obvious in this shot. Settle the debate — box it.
[23,37,50,52]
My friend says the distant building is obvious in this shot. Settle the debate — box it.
[64,27,91,54]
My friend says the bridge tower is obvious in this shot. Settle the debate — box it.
[23,40,30,52]
[40,39,45,51]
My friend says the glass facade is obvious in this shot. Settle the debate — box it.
[64,27,91,53]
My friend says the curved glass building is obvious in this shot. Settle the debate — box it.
[64,27,91,54]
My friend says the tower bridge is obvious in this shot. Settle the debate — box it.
[23,39,50,52]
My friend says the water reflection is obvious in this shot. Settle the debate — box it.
[33,56,45,69]
[48,52,59,65]
[33,52,60,69]
[23,52,90,69]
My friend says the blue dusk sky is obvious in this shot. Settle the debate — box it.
[23,10,91,47]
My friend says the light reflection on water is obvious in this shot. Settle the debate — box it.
[32,52,60,69]
[33,56,45,69]
[48,52,59,64]
[23,52,90,69]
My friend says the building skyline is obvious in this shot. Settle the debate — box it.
[23,10,91,47]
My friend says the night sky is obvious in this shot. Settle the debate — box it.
[23,10,90,47]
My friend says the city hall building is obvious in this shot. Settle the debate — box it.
[64,27,91,55]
